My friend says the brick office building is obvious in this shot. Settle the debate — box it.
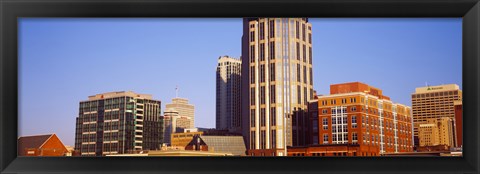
[301,82,414,156]
[18,134,68,156]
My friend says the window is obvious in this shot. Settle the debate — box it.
[296,43,300,60]
[269,42,275,59]
[309,68,313,85]
[269,20,274,38]
[323,134,329,144]
[352,132,358,143]
[260,65,265,82]
[297,64,301,82]
[270,63,275,81]
[297,85,301,104]
[303,67,307,85]
[250,45,255,63]
[250,131,256,149]
[259,43,265,61]
[271,130,276,148]
[259,22,265,40]
[260,108,266,126]
[250,109,255,127]
[270,85,276,103]
[303,45,306,62]
[250,87,255,104]
[260,130,266,149]
[351,106,357,112]
[322,109,327,114]
[296,21,300,39]
[250,31,255,42]
[302,23,306,41]
[308,47,312,63]
[322,118,328,130]
[351,116,357,128]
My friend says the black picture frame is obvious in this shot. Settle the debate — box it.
[1,0,479,173]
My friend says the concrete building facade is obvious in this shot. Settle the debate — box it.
[163,110,192,145]
[166,98,195,128]
[411,84,462,148]
[216,56,242,133]
[241,18,314,156]
[418,117,455,147]
[74,91,163,156]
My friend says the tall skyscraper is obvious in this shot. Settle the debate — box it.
[216,55,242,133]
[411,84,462,148]
[74,91,163,156]
[165,97,195,128]
[241,18,314,156]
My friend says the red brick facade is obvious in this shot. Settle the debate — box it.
[288,144,362,156]
[305,82,413,156]
[454,101,463,147]
[18,134,68,156]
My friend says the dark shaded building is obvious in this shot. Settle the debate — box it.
[454,100,462,147]
[18,134,68,156]
[74,91,163,156]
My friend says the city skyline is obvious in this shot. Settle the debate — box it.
[19,18,462,146]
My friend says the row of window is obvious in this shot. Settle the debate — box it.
[250,129,278,149]
[412,91,459,98]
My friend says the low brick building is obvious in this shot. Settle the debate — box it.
[18,134,68,156]
[288,144,363,156]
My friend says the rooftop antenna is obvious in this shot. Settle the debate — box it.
[175,85,179,98]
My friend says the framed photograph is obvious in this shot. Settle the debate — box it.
[1,0,479,173]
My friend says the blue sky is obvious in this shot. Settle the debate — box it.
[18,18,462,146]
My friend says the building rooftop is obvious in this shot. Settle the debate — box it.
[414,84,460,93]
[87,91,153,101]
[329,82,390,100]
[18,134,53,149]
[17,134,66,156]
[189,135,246,156]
